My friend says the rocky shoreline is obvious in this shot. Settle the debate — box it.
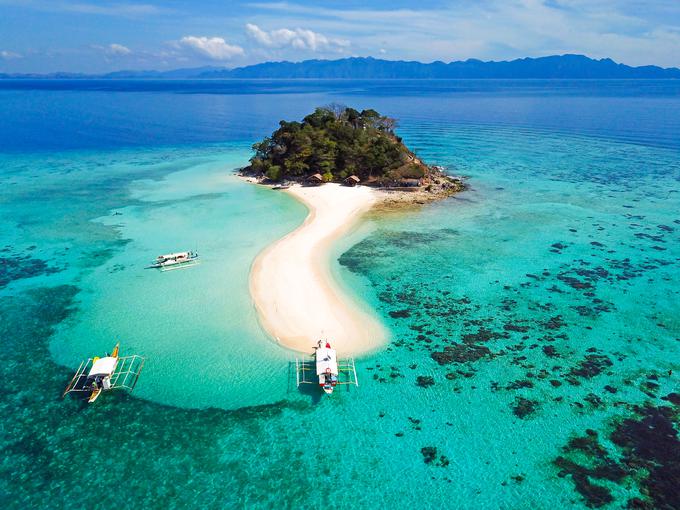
[374,168,468,209]
[237,166,469,209]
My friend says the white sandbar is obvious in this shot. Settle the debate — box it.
[250,183,387,354]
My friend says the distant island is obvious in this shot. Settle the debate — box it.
[205,54,680,80]
[241,105,464,202]
[2,54,679,80]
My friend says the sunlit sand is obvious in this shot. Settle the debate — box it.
[250,183,387,354]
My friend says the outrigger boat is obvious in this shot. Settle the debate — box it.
[62,343,145,403]
[147,250,199,271]
[295,340,358,395]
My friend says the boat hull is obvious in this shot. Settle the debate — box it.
[147,258,199,270]
[88,387,102,403]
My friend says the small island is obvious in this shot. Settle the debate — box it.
[242,105,466,204]
[246,106,468,354]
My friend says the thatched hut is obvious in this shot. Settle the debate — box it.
[344,175,360,187]
[306,173,324,185]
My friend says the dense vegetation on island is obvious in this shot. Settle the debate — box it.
[245,105,429,184]
[7,55,678,80]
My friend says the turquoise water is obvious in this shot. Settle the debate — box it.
[48,148,308,409]
[1,81,679,509]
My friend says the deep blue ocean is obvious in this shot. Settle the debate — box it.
[1,79,679,152]
[1,79,678,509]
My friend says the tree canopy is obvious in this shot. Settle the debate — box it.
[246,105,428,183]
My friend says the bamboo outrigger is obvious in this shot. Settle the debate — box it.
[62,343,145,403]
[147,251,199,271]
[295,340,358,395]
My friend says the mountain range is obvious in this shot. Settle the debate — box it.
[2,54,679,80]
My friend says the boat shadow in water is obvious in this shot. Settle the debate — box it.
[62,386,130,411]
[295,380,325,405]
[286,361,319,404]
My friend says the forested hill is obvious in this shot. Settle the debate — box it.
[244,106,429,184]
[3,54,679,80]
[204,54,680,79]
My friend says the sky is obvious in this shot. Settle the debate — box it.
[0,0,679,73]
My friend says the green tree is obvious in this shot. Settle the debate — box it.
[246,106,425,184]
[265,164,281,181]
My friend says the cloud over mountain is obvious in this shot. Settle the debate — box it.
[245,23,349,52]
[178,36,245,61]
[106,44,131,56]
[0,50,22,60]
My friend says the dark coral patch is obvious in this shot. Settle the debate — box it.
[662,393,680,406]
[610,405,680,510]
[504,323,530,333]
[431,343,491,365]
[555,403,679,509]
[421,446,437,464]
[554,431,628,508]
[0,254,62,288]
[542,345,559,357]
[542,315,567,330]
[557,274,593,290]
[461,328,508,343]
[416,375,435,388]
[568,354,613,379]
[511,397,539,418]
[505,379,534,390]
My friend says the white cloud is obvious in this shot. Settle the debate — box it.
[178,36,245,61]
[107,43,131,56]
[0,50,22,59]
[245,23,349,52]
[91,43,132,57]
[246,1,680,67]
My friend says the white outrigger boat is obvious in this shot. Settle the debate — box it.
[295,340,358,395]
[147,250,199,271]
[62,343,145,403]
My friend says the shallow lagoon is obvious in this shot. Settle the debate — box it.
[1,80,679,509]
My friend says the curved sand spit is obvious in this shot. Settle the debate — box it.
[250,183,387,354]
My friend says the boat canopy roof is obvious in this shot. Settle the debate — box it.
[158,251,190,259]
[88,356,118,377]
[316,347,338,376]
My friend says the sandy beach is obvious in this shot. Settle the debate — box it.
[250,183,387,354]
